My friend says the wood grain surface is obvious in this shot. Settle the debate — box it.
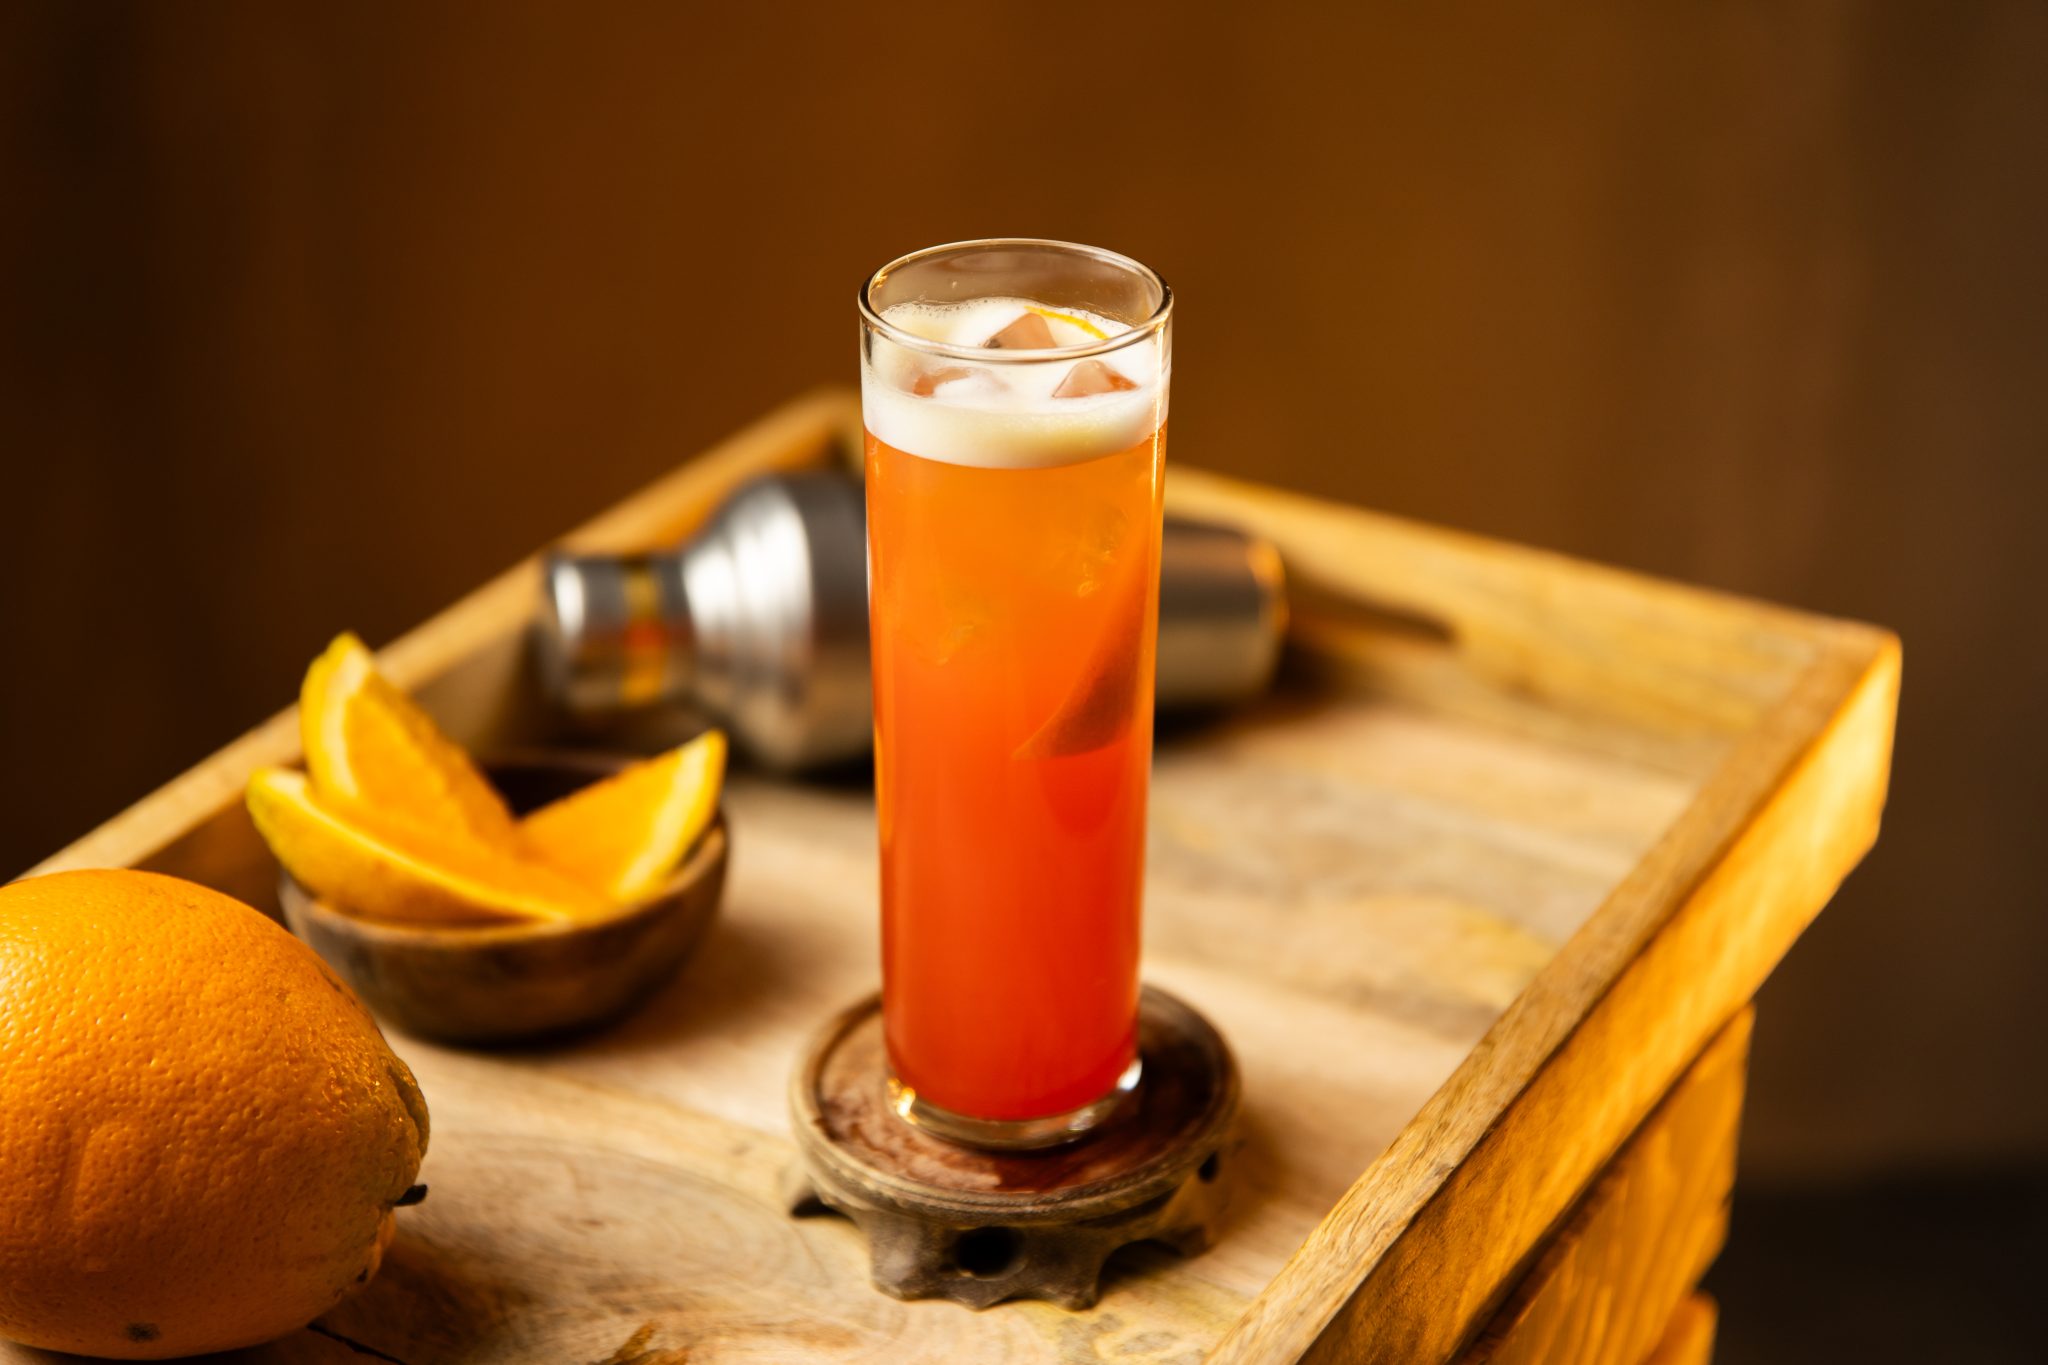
[10,391,1895,1363]
[1456,1010,1749,1365]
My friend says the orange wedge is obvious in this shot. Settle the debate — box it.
[247,768,605,925]
[300,633,517,849]
[521,732,726,903]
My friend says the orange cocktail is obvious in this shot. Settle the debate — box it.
[860,240,1171,1148]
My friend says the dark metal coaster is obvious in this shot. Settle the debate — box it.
[784,985,1240,1310]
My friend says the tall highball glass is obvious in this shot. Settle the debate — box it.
[859,239,1171,1149]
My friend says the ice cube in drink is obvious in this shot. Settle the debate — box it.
[909,365,1001,398]
[1054,358,1140,398]
[985,310,1056,350]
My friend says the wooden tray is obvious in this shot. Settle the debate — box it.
[21,389,1898,1365]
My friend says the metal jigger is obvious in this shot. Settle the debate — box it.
[534,471,1287,771]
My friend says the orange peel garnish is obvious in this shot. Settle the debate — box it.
[1026,306,1110,341]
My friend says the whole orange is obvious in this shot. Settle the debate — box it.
[0,869,430,1359]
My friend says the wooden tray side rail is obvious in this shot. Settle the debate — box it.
[1185,476,1897,1362]
[1455,1008,1750,1365]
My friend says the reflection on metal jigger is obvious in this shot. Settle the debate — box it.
[534,471,1287,772]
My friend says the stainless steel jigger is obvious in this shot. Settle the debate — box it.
[534,471,1287,772]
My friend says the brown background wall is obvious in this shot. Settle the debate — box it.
[2,2,2042,1183]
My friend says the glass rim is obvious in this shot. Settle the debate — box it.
[857,237,1173,364]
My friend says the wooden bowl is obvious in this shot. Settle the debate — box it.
[278,755,728,1046]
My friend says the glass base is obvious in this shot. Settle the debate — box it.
[886,1054,1144,1151]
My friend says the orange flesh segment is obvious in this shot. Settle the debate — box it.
[520,732,726,902]
[248,768,601,925]
[301,633,517,849]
